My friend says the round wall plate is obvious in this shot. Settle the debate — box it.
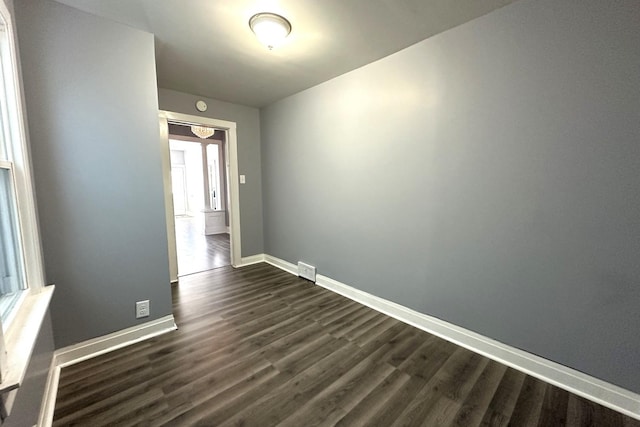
[195,100,208,112]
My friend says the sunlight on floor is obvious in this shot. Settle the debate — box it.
[174,216,230,276]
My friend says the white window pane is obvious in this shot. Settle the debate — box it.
[0,166,26,322]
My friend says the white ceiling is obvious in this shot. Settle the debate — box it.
[54,0,517,108]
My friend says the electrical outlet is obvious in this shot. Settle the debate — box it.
[136,300,150,318]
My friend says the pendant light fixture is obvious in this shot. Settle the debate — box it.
[190,125,215,139]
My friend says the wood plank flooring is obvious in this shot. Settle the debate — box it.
[174,216,230,276]
[53,263,640,426]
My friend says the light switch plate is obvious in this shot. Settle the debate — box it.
[240,175,246,184]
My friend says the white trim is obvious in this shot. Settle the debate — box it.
[38,314,177,427]
[158,116,178,282]
[239,254,265,267]
[263,254,640,420]
[37,358,60,427]
[226,130,241,268]
[54,315,177,368]
[264,254,297,275]
[0,2,48,414]
[159,111,241,269]
[0,0,46,294]
[0,160,28,333]
[0,286,54,421]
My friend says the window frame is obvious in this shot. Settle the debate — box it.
[0,160,28,327]
[0,0,45,302]
[0,0,51,419]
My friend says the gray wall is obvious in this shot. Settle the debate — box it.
[261,0,640,392]
[15,0,173,348]
[158,88,264,256]
[4,311,54,426]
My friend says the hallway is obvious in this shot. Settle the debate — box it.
[174,215,230,276]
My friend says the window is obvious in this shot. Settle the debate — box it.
[0,1,50,419]
[0,9,30,326]
[169,137,225,213]
[0,0,46,327]
[0,163,26,323]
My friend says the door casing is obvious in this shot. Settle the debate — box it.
[159,111,242,282]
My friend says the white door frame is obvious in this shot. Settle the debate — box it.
[159,111,242,281]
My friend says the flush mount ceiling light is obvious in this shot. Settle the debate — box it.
[249,12,292,50]
[190,125,215,139]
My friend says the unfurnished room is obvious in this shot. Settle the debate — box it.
[0,0,639,425]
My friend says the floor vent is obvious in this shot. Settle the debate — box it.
[297,262,316,282]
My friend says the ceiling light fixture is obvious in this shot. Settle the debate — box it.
[190,125,215,139]
[249,12,291,50]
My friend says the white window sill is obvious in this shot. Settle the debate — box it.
[0,285,54,395]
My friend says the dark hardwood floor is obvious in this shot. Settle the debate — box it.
[53,263,640,426]
[174,215,230,276]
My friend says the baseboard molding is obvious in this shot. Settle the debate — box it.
[54,315,177,368]
[38,315,177,427]
[264,254,640,421]
[264,254,298,275]
[37,359,60,427]
[239,254,266,267]
[240,253,298,276]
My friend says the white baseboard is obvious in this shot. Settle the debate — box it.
[264,254,298,275]
[264,255,640,421]
[53,315,177,368]
[205,230,228,235]
[239,254,266,267]
[37,359,60,427]
[239,254,299,277]
[38,315,177,427]
[239,253,298,275]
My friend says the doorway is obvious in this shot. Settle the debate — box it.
[169,132,229,276]
[159,111,242,282]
